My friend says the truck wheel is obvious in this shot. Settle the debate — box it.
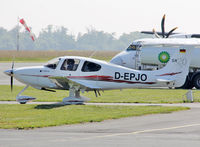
[193,74,200,89]
[176,76,193,89]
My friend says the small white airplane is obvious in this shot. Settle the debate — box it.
[4,46,193,104]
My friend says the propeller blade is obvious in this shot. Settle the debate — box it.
[153,28,160,38]
[12,61,14,70]
[11,76,13,92]
[141,31,154,35]
[10,61,14,92]
[191,34,200,38]
[141,31,165,36]
[161,14,166,38]
[166,27,178,38]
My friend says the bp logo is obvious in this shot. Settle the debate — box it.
[158,51,170,63]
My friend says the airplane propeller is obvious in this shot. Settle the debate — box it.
[142,14,178,38]
[11,61,14,91]
[161,14,165,38]
[4,61,15,91]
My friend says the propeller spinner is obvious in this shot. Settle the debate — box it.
[4,61,15,91]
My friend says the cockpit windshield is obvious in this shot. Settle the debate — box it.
[44,57,60,69]
[126,44,142,51]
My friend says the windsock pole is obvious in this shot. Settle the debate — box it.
[17,17,19,51]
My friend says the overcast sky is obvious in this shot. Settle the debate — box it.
[1,0,200,37]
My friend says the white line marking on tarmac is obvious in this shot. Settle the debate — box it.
[65,123,200,142]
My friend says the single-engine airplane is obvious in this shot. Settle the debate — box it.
[4,45,193,104]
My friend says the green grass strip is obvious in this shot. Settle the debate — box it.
[0,104,189,129]
[1,85,200,103]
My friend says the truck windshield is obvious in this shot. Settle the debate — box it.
[44,57,60,69]
[126,44,142,51]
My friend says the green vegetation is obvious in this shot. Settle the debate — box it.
[0,57,49,62]
[0,50,118,62]
[1,85,200,103]
[0,104,189,129]
[0,25,151,51]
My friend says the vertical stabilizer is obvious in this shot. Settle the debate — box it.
[155,47,193,87]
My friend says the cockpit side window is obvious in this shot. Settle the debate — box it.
[44,58,60,69]
[61,59,80,71]
[81,61,101,72]
[126,44,142,51]
[126,44,136,51]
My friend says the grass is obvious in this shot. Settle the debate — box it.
[0,50,119,62]
[0,104,189,129]
[1,85,200,103]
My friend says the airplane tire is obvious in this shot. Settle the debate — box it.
[20,102,26,104]
[193,74,200,89]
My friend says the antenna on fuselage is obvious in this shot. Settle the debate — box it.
[89,50,98,58]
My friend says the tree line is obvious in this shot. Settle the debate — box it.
[0,25,151,50]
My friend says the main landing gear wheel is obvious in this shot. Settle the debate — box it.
[62,88,90,105]
[193,74,200,89]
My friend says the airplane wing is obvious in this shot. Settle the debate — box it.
[49,76,101,90]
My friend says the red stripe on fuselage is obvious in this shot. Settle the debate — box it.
[157,72,182,76]
[68,75,156,85]
[20,74,156,85]
[20,74,50,77]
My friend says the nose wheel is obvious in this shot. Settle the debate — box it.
[16,85,36,104]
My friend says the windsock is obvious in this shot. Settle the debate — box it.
[19,18,35,41]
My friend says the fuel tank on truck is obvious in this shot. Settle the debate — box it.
[141,46,175,65]
[141,46,200,68]
[110,45,200,69]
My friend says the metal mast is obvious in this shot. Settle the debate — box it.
[17,17,19,51]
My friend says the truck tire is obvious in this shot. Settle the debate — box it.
[193,74,200,89]
[176,76,193,89]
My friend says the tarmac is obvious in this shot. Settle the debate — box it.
[0,102,200,147]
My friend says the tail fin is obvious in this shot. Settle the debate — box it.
[156,47,193,87]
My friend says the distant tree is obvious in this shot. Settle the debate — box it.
[19,28,35,50]
[118,32,152,50]
[0,25,152,50]
[76,27,117,50]
[0,27,17,50]
[36,25,76,50]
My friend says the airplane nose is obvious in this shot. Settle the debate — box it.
[4,70,13,76]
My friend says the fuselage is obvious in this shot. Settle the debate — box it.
[5,51,191,91]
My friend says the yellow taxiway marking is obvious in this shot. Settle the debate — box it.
[67,123,200,142]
